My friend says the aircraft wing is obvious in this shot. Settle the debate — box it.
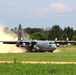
[0,41,17,44]
[0,40,37,46]
[22,40,37,45]
[56,40,76,44]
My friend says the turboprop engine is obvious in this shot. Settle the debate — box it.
[33,45,40,51]
[27,42,39,52]
[16,41,26,47]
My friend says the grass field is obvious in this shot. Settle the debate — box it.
[0,45,76,62]
[0,63,76,75]
[0,45,76,75]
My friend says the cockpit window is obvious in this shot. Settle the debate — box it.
[49,42,54,44]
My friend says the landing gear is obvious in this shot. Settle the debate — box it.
[31,49,36,52]
[29,48,36,52]
[49,51,53,52]
[16,44,20,47]
[39,50,45,52]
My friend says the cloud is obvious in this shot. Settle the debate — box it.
[36,2,72,16]
[0,1,73,18]
[36,7,50,15]
[50,2,72,13]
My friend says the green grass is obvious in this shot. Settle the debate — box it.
[0,63,75,75]
[0,45,76,75]
[0,45,76,62]
[0,52,76,62]
[58,45,76,52]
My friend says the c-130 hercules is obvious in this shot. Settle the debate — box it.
[0,24,76,52]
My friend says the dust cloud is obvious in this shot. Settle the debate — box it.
[53,49,61,52]
[0,25,26,53]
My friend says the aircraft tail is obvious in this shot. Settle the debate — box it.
[18,24,25,41]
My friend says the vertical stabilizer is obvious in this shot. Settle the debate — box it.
[18,24,25,41]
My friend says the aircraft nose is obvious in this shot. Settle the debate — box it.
[52,44,57,49]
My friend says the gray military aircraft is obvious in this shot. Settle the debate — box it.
[0,24,76,52]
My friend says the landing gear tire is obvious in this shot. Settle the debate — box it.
[32,49,36,52]
[49,51,53,52]
[39,50,45,52]
[29,49,36,52]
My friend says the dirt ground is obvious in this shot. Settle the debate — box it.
[0,61,76,64]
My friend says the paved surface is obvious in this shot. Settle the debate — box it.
[0,61,76,64]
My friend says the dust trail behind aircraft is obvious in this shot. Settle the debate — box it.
[0,25,26,53]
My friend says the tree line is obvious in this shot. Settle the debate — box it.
[4,25,76,40]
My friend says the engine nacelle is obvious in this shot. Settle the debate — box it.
[16,41,23,47]
[30,45,40,52]
[16,43,21,47]
[33,45,40,50]
[16,44,20,47]
[56,43,60,47]
[21,43,26,47]
[16,42,26,47]
[16,42,20,47]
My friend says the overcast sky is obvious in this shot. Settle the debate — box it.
[0,0,76,29]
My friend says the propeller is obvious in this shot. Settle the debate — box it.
[55,38,69,46]
[55,38,60,47]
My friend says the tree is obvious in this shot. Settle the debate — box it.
[11,27,18,34]
[63,26,74,40]
[72,36,76,40]
[24,27,42,34]
[31,32,48,40]
[24,27,32,34]
[48,25,63,40]
[72,36,76,45]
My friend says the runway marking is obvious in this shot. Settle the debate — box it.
[0,61,76,64]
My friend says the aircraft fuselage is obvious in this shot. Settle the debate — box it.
[35,41,57,52]
[23,40,57,52]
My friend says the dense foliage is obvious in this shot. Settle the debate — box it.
[4,24,76,40]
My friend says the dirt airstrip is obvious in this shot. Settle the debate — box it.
[0,61,76,64]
